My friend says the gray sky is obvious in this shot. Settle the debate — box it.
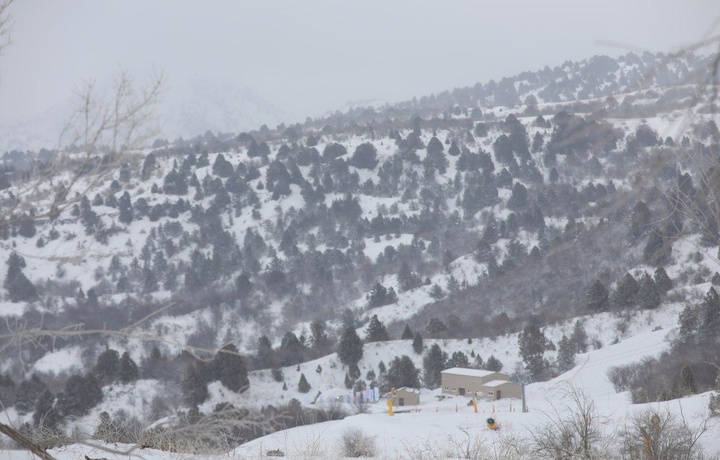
[0,0,719,141]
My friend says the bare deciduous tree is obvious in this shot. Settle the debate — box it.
[531,383,612,460]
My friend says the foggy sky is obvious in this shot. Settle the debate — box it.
[0,1,718,140]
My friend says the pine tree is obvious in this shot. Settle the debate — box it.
[643,229,671,266]
[679,365,697,395]
[484,355,503,372]
[364,315,390,342]
[4,252,37,302]
[337,326,363,366]
[638,273,661,309]
[297,373,311,393]
[654,266,673,293]
[15,375,48,415]
[412,332,424,354]
[556,335,576,372]
[93,349,120,385]
[181,362,209,406]
[401,324,414,340]
[700,287,720,331]
[383,355,420,390]
[570,321,588,353]
[447,351,470,368]
[376,362,386,377]
[586,279,609,312]
[118,352,139,383]
[612,273,639,309]
[422,344,447,388]
[33,390,62,429]
[507,182,528,210]
[518,324,548,379]
[257,335,275,368]
[56,373,102,417]
[310,319,330,354]
[212,344,249,393]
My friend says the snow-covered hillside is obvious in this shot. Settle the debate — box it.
[1,50,720,458]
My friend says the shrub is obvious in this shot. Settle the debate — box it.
[341,427,376,458]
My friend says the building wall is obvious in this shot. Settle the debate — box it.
[441,372,505,395]
[391,389,419,406]
[480,382,522,400]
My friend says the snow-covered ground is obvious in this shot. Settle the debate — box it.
[3,299,718,459]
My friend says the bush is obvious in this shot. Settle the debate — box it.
[341,427,376,457]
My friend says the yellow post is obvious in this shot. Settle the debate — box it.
[387,399,394,416]
[472,400,478,413]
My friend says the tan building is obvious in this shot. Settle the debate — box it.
[479,379,522,400]
[441,367,521,400]
[388,387,420,406]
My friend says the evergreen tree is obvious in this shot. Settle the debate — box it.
[556,335,576,372]
[256,335,275,368]
[628,201,651,242]
[397,261,421,292]
[422,344,447,388]
[412,332,424,354]
[141,152,157,180]
[93,349,120,385]
[344,373,353,389]
[700,286,720,331]
[429,284,444,300]
[586,279,609,312]
[364,315,390,342]
[118,191,134,224]
[33,390,61,429]
[484,355,503,372]
[383,355,420,390]
[507,182,528,210]
[181,362,209,406]
[643,229,671,266]
[4,252,37,302]
[570,321,589,353]
[56,373,102,417]
[401,324,414,340]
[612,273,640,309]
[447,351,470,368]
[654,267,673,293]
[337,326,363,366]
[425,317,448,338]
[310,319,330,354]
[638,273,661,309]
[518,324,548,379]
[349,143,378,169]
[118,352,139,383]
[279,332,305,366]
[212,344,249,393]
[677,304,699,343]
[298,373,311,393]
[212,153,234,177]
[15,375,48,415]
[679,365,697,395]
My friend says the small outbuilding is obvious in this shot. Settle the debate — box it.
[479,379,522,400]
[387,387,420,406]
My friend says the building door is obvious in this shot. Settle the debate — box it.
[399,398,405,406]
[496,390,502,400]
[459,388,465,396]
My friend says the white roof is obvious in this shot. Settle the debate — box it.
[482,379,514,388]
[396,387,420,394]
[441,367,496,377]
